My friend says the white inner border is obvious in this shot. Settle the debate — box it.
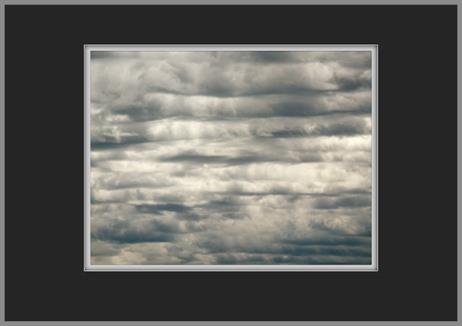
[84,44,378,272]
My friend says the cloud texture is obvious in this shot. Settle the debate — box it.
[90,50,373,265]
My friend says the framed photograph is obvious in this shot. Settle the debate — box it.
[2,3,458,324]
[85,44,378,272]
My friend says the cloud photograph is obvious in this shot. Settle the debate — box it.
[89,48,375,268]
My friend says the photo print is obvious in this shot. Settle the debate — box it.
[86,46,377,271]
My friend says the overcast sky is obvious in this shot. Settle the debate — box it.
[90,50,373,265]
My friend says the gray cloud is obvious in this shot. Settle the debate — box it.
[313,195,372,209]
[283,235,370,247]
[91,137,150,150]
[92,216,187,244]
[158,152,283,166]
[90,50,373,266]
[136,203,191,214]
[103,93,371,123]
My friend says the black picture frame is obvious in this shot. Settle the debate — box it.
[4,4,457,322]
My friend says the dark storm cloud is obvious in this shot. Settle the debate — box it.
[134,203,204,221]
[104,94,370,123]
[92,218,184,244]
[207,189,371,198]
[135,203,192,214]
[215,254,309,265]
[212,245,371,260]
[201,236,371,255]
[333,74,372,91]
[199,232,372,265]
[275,51,371,68]
[250,51,296,63]
[313,195,372,210]
[159,153,228,164]
[93,226,175,244]
[283,235,370,247]
[270,255,370,265]
[199,197,241,210]
[90,49,373,266]
[212,51,371,68]
[158,152,285,165]
[278,245,371,258]
[112,104,163,122]
[194,198,245,220]
[91,138,149,150]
